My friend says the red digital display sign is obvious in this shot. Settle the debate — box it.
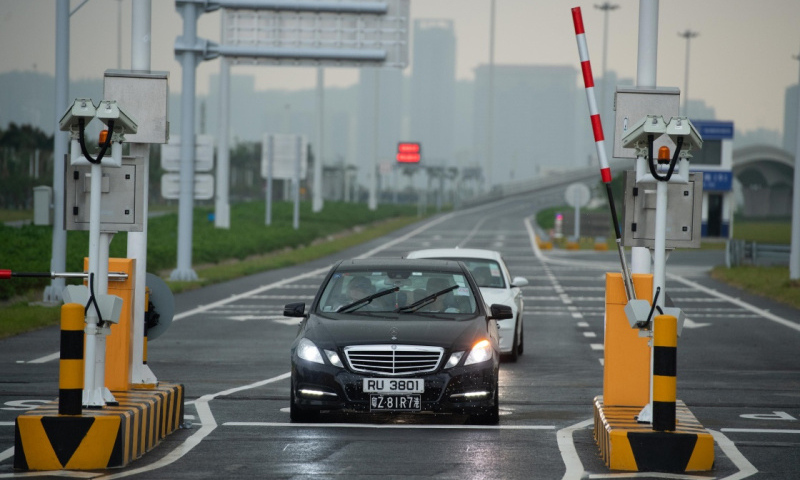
[396,142,421,163]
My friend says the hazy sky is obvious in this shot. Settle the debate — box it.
[1,0,799,135]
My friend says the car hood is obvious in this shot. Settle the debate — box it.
[305,314,486,351]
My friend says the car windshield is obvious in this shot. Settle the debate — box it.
[317,268,478,315]
[435,258,506,288]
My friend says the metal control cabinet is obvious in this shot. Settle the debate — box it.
[614,87,680,159]
[64,156,145,232]
[622,170,703,249]
[103,70,169,144]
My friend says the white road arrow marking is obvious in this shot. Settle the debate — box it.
[682,318,712,329]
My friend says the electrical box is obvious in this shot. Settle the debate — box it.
[622,170,703,249]
[614,87,680,159]
[64,156,145,233]
[103,69,169,144]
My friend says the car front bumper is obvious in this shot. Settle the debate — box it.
[292,359,498,415]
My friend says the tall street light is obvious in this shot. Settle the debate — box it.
[678,29,699,117]
[594,3,619,124]
[790,46,800,280]
[485,0,496,190]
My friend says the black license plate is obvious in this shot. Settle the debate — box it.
[369,394,421,411]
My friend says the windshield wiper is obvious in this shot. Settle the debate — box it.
[395,285,458,313]
[337,286,399,313]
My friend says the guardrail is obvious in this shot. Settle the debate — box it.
[726,239,790,267]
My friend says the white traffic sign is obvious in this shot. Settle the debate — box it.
[220,1,410,68]
[565,182,591,208]
[161,173,215,200]
[160,135,215,173]
[261,134,308,180]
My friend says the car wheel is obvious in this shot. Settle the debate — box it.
[470,380,499,425]
[517,318,524,356]
[508,317,520,362]
[290,379,319,423]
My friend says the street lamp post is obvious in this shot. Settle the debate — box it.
[790,47,800,280]
[678,29,699,117]
[594,2,619,125]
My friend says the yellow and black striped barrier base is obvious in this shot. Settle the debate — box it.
[14,383,183,471]
[593,395,714,472]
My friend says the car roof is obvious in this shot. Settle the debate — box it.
[335,257,465,273]
[406,248,503,261]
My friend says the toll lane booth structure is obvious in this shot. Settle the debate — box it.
[688,120,734,238]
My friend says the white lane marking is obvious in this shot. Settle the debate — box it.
[577,321,590,327]
[721,428,800,434]
[558,418,593,480]
[590,344,604,350]
[97,373,291,480]
[583,332,597,338]
[27,352,60,364]
[710,429,759,480]
[223,422,555,430]
[669,275,800,333]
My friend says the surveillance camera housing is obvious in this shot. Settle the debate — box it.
[665,116,703,153]
[96,100,138,137]
[620,114,667,149]
[59,98,97,133]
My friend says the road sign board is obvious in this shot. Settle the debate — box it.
[220,1,410,68]
[160,135,215,172]
[161,173,214,200]
[261,134,308,180]
[565,182,591,208]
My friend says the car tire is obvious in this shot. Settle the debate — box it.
[470,380,500,425]
[517,318,524,356]
[508,317,520,362]
[290,379,319,423]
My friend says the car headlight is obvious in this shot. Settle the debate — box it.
[444,351,464,369]
[324,349,343,368]
[464,339,492,365]
[297,338,324,364]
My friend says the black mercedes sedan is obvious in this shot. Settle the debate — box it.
[284,258,513,424]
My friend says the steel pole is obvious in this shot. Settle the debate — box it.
[47,0,70,304]
[791,50,800,280]
[313,67,325,212]
[631,0,659,275]
[216,56,231,228]
[129,0,157,385]
[368,69,380,210]
[171,1,199,281]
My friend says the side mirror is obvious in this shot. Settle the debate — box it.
[489,304,513,320]
[283,302,307,318]
[511,276,528,288]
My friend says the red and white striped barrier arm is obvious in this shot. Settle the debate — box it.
[572,6,612,184]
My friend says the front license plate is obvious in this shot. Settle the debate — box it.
[363,378,424,393]
[370,394,421,411]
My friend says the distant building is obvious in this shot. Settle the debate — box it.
[472,64,581,185]
[409,19,456,168]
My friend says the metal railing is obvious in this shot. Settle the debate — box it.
[726,239,790,267]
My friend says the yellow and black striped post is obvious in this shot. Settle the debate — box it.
[653,314,677,431]
[59,303,85,416]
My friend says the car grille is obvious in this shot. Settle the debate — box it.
[344,345,444,376]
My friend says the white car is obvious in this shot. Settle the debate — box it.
[406,248,528,361]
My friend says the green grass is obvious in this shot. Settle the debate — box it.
[0,209,32,223]
[711,265,800,310]
[732,220,790,244]
[0,200,423,337]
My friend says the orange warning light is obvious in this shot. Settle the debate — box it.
[657,146,671,164]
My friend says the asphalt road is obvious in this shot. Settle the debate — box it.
[1,193,799,479]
